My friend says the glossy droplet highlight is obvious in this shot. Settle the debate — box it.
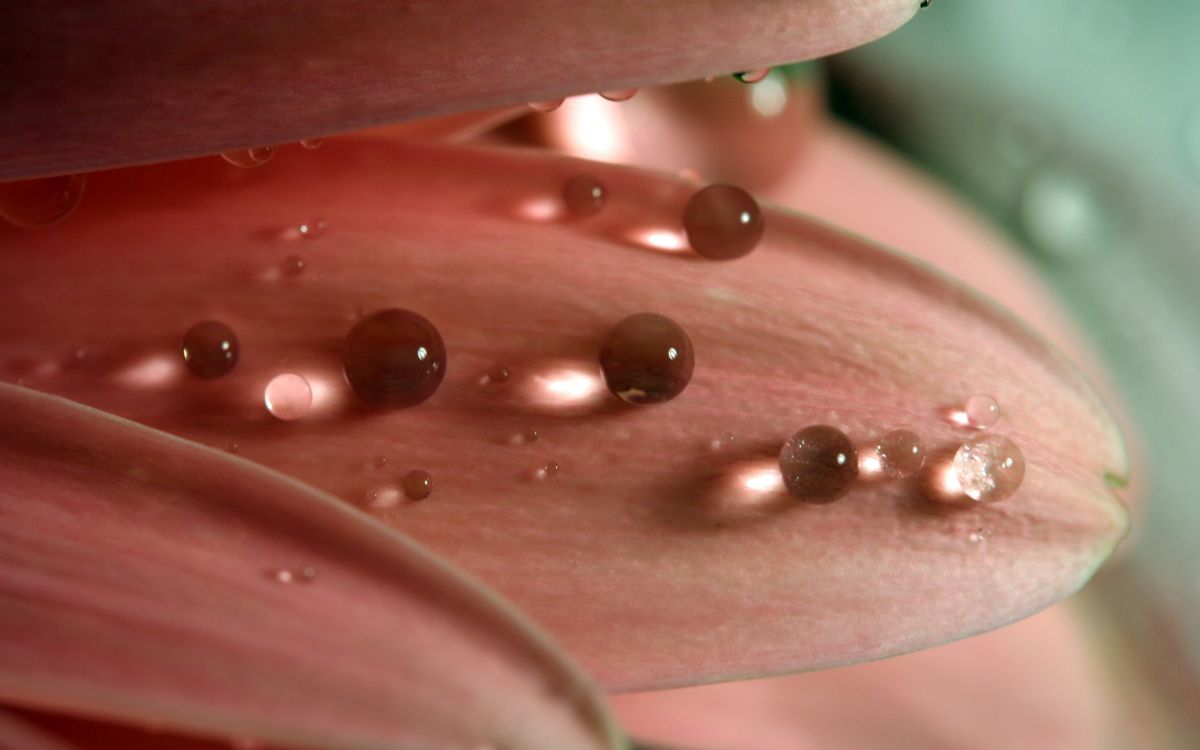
[298,218,326,239]
[778,425,859,503]
[402,469,433,500]
[969,528,993,543]
[486,363,510,384]
[180,321,239,379]
[562,174,606,217]
[263,373,313,421]
[953,434,1026,502]
[536,461,560,479]
[282,254,305,277]
[343,308,446,408]
[876,429,925,479]
[0,174,86,228]
[220,146,276,168]
[683,184,764,260]
[599,89,638,102]
[528,98,564,113]
[299,138,324,150]
[599,313,695,405]
[733,68,771,84]
[964,394,1000,429]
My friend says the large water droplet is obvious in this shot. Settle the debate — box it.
[733,68,770,84]
[264,373,313,420]
[599,89,638,102]
[683,184,764,260]
[964,394,1000,429]
[599,313,695,405]
[343,309,446,408]
[778,425,858,503]
[220,146,276,168]
[180,321,239,379]
[0,174,86,228]
[1018,166,1110,263]
[952,434,1026,502]
[562,174,607,217]
[402,469,433,500]
[528,98,565,113]
[876,429,925,479]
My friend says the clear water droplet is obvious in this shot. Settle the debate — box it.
[562,174,606,217]
[264,373,313,421]
[964,394,1000,429]
[220,146,276,168]
[343,309,446,408]
[508,429,540,446]
[299,138,324,150]
[953,435,1026,502]
[298,218,326,239]
[733,68,771,84]
[968,528,993,543]
[271,568,294,584]
[599,313,695,405]
[683,184,764,260]
[298,565,317,582]
[528,98,564,113]
[876,429,925,478]
[779,425,858,503]
[599,88,638,102]
[282,254,305,277]
[180,321,239,379]
[485,363,510,384]
[0,174,86,228]
[373,455,389,469]
[709,432,736,451]
[536,461,560,479]
[402,469,433,500]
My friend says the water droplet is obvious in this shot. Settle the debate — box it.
[298,218,326,239]
[733,68,771,84]
[271,568,294,584]
[963,394,1000,429]
[226,442,240,453]
[72,347,87,362]
[876,429,925,478]
[599,313,695,405]
[485,363,510,384]
[748,71,788,118]
[1018,166,1109,263]
[0,174,86,228]
[180,321,239,379]
[373,455,389,469]
[969,528,993,543]
[263,373,313,421]
[298,565,317,582]
[683,184,764,260]
[562,174,606,217]
[528,98,564,113]
[778,425,859,503]
[367,484,402,508]
[299,138,324,150]
[952,434,1026,502]
[343,309,447,408]
[220,146,276,168]
[710,432,736,451]
[920,0,932,7]
[282,254,306,276]
[403,469,433,500]
[536,461,560,479]
[599,89,638,102]
[508,429,540,446]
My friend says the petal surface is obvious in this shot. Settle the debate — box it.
[0,139,1128,690]
[0,384,622,750]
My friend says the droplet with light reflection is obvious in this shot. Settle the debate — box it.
[299,138,324,150]
[536,461,560,479]
[733,68,771,84]
[298,218,326,239]
[528,98,565,113]
[964,394,1000,429]
[969,528,993,543]
[599,313,695,405]
[876,429,925,479]
[282,254,306,277]
[683,184,764,260]
[180,321,239,379]
[220,146,276,168]
[952,434,1025,502]
[402,469,433,500]
[599,89,638,102]
[0,174,86,228]
[562,174,606,217]
[485,363,510,384]
[264,373,313,421]
[778,425,858,503]
[343,308,446,408]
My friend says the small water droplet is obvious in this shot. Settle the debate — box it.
[343,309,446,408]
[485,363,510,384]
[683,184,764,260]
[299,138,324,150]
[226,442,240,453]
[876,429,925,478]
[180,321,239,379]
[0,174,86,228]
[367,484,402,508]
[733,68,771,84]
[562,174,607,217]
[220,146,276,168]
[282,254,306,276]
[373,455,389,469]
[778,425,859,503]
[969,528,993,543]
[298,218,326,239]
[952,434,1026,502]
[528,98,564,113]
[599,313,695,405]
[264,373,313,421]
[599,88,638,102]
[271,568,294,584]
[403,469,433,500]
[710,432,736,451]
[72,347,87,362]
[536,461,560,479]
[964,394,1000,429]
[508,429,540,446]
[298,565,317,582]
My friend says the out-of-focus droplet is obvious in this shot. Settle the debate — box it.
[969,528,993,543]
[180,321,239,379]
[599,313,695,405]
[264,373,313,421]
[876,429,925,478]
[486,363,510,384]
[220,146,276,168]
[402,469,433,500]
[508,429,540,446]
[562,174,606,217]
[0,174,86,228]
[953,434,1026,502]
[1018,165,1111,264]
[683,184,765,260]
[536,461,560,479]
[298,218,326,239]
[343,309,447,408]
[710,432,736,451]
[779,425,859,503]
[748,70,789,118]
[282,254,305,277]
[299,138,324,150]
[270,568,294,584]
[367,484,402,509]
[733,68,771,84]
[964,394,1000,429]
[528,98,565,113]
[599,89,638,102]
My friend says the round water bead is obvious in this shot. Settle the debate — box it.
[953,434,1026,502]
[402,469,433,500]
[0,174,86,228]
[964,394,1000,429]
[299,138,324,149]
[220,146,276,168]
[876,429,925,479]
[343,308,446,408]
[298,218,326,239]
[263,373,313,421]
[599,313,695,405]
[683,184,764,260]
[599,89,638,102]
[778,425,859,503]
[282,254,305,276]
[733,68,771,84]
[528,98,564,113]
[180,321,239,379]
[562,174,606,217]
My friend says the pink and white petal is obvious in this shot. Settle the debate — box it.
[0,384,623,750]
[0,139,1127,690]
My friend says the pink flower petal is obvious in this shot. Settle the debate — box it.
[0,383,622,750]
[0,139,1129,691]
